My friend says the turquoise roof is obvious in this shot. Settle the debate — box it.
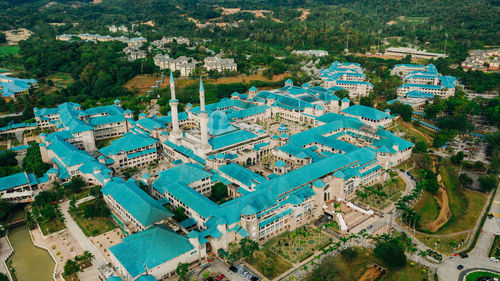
[218,164,267,188]
[341,105,391,121]
[101,178,173,227]
[100,133,157,156]
[249,86,258,91]
[155,163,211,184]
[207,110,238,136]
[0,75,37,98]
[312,179,326,188]
[180,217,197,228]
[0,172,32,191]
[110,225,194,277]
[152,164,217,218]
[209,130,258,150]
[407,90,434,99]
[199,77,204,92]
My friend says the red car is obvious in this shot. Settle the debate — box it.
[216,274,225,281]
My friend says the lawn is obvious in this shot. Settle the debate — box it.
[394,121,430,144]
[266,226,332,264]
[414,232,470,255]
[435,159,488,234]
[306,247,429,281]
[39,218,66,236]
[489,235,500,259]
[414,190,439,226]
[465,271,500,281]
[70,200,116,237]
[45,72,74,89]
[0,45,20,56]
[248,246,292,279]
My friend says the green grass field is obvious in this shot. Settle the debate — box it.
[415,232,470,254]
[465,271,500,281]
[0,45,20,56]
[70,200,116,237]
[435,159,488,234]
[414,190,439,226]
[45,72,74,89]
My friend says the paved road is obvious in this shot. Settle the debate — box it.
[60,201,107,267]
[458,268,500,281]
[437,184,500,281]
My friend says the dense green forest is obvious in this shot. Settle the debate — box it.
[0,0,498,125]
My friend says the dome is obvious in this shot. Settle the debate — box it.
[207,110,236,136]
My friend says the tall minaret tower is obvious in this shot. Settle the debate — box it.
[198,78,210,152]
[169,72,181,143]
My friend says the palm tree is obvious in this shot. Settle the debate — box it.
[417,249,427,264]
[82,250,94,263]
[339,236,349,246]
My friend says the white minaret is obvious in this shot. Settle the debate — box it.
[169,72,181,143]
[198,78,210,152]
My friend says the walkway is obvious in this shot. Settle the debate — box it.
[0,237,13,278]
[60,200,107,267]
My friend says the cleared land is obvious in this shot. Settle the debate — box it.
[123,75,165,94]
[123,72,290,95]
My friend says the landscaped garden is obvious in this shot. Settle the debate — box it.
[465,271,500,281]
[69,198,116,237]
[355,173,404,211]
[266,226,332,264]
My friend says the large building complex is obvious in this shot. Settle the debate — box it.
[392,64,458,100]
[320,61,373,98]
[0,73,414,281]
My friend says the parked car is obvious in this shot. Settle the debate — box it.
[457,265,464,270]
[459,253,469,258]
[490,257,499,262]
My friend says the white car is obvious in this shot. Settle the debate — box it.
[490,257,499,262]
